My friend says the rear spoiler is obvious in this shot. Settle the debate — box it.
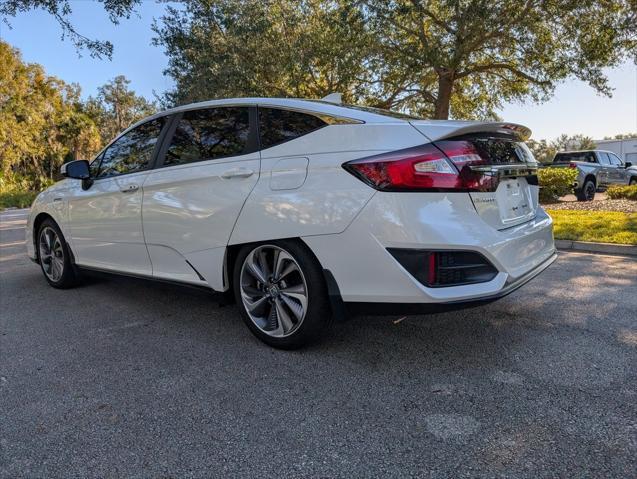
[410,121,532,142]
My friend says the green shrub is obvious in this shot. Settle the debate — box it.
[537,167,578,203]
[606,184,637,201]
[0,191,38,209]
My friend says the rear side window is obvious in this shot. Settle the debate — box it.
[258,108,326,149]
[163,107,250,167]
[553,152,596,163]
[97,118,165,178]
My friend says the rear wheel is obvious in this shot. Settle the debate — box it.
[233,240,332,349]
[37,219,77,288]
[576,179,596,201]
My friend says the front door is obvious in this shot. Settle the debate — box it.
[67,117,167,275]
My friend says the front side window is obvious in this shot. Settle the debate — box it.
[89,152,103,177]
[97,118,165,178]
[163,107,250,167]
[608,153,623,166]
[258,108,326,149]
[597,152,611,165]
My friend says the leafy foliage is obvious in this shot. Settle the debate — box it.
[152,0,374,106]
[0,41,154,192]
[153,0,637,118]
[606,185,637,201]
[547,210,637,245]
[537,166,578,202]
[603,133,637,140]
[0,0,141,58]
[85,75,157,145]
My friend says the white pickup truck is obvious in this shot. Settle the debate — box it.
[552,150,637,201]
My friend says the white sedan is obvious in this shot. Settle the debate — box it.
[26,98,556,348]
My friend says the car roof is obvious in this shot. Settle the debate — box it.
[556,150,616,154]
[124,97,410,134]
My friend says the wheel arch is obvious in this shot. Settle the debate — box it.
[223,237,345,319]
[32,212,76,264]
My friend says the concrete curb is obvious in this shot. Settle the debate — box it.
[555,239,637,257]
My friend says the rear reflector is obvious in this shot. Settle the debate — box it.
[343,138,537,192]
[387,249,498,288]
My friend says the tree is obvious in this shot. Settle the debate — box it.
[154,0,636,119]
[87,75,157,144]
[363,0,637,119]
[152,0,374,105]
[0,0,141,58]
[603,133,637,140]
[0,41,101,190]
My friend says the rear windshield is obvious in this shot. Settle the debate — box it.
[554,152,596,163]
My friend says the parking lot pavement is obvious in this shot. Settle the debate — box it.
[1,209,636,478]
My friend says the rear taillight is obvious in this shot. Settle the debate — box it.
[388,249,498,288]
[568,162,578,169]
[343,141,496,192]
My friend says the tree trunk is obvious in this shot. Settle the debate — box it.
[434,71,454,120]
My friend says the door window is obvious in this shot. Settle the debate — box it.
[258,107,326,149]
[163,107,250,166]
[597,152,611,165]
[608,153,623,166]
[96,118,165,178]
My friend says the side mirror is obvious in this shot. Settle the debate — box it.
[61,160,90,179]
[625,162,632,168]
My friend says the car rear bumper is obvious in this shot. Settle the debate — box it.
[341,250,556,315]
[303,191,556,304]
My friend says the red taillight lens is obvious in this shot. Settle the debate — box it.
[343,141,496,192]
[568,162,577,169]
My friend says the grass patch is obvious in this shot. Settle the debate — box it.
[0,191,38,209]
[546,210,637,245]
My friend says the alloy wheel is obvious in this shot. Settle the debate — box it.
[585,182,595,201]
[239,245,308,338]
[39,226,64,282]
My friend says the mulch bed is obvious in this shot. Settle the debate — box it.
[542,198,637,213]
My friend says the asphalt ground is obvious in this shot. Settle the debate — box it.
[1,208,636,478]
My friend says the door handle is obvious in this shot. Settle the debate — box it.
[121,184,139,193]
[221,167,254,179]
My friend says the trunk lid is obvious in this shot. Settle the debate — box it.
[411,121,539,230]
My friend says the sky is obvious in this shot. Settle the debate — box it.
[1,1,636,142]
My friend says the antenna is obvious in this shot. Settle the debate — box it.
[321,93,342,104]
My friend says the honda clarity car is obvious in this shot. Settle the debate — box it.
[26,97,556,348]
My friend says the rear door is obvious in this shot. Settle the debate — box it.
[142,106,260,287]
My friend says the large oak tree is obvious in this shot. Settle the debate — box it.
[154,0,636,119]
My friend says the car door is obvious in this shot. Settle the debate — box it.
[596,152,612,186]
[607,153,628,184]
[67,117,167,275]
[142,106,260,288]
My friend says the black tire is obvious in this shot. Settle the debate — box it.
[233,239,332,349]
[37,218,78,289]
[576,179,596,201]
[630,177,637,186]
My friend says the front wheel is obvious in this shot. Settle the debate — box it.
[630,177,637,186]
[233,240,332,349]
[37,219,78,288]
[576,179,596,201]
